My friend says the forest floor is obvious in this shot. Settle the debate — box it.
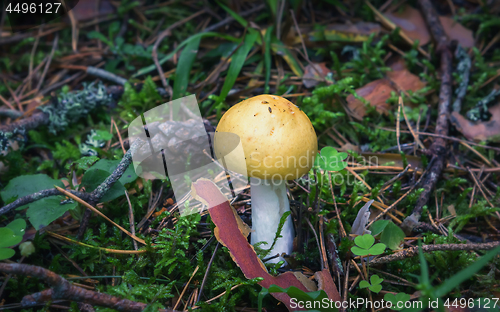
[1,0,500,311]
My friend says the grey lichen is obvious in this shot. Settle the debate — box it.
[466,88,500,121]
[79,130,106,156]
[39,82,112,134]
[0,128,26,151]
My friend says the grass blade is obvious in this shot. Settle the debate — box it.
[434,245,500,297]
[172,36,201,100]
[133,32,238,77]
[218,31,259,104]
[264,26,273,93]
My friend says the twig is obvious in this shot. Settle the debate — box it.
[0,263,179,312]
[152,10,206,90]
[56,186,146,245]
[124,190,138,251]
[0,189,92,216]
[401,0,453,235]
[367,170,425,228]
[90,138,145,203]
[86,66,128,85]
[197,242,220,303]
[369,242,500,265]
[173,266,199,310]
[35,33,59,93]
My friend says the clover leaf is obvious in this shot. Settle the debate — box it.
[384,292,411,310]
[359,274,383,293]
[351,234,386,256]
[314,146,348,172]
[0,219,26,260]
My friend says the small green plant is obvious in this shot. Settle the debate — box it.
[384,292,411,311]
[359,274,383,293]
[0,219,26,260]
[351,234,386,257]
[407,242,500,311]
[0,174,77,230]
[314,146,348,172]
[254,211,291,260]
[370,220,405,251]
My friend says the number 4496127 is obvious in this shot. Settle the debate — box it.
[5,2,62,14]
[444,298,499,309]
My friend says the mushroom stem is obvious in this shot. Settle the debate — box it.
[250,177,294,264]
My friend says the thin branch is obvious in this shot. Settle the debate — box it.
[0,189,91,216]
[369,242,500,265]
[402,0,453,234]
[0,263,179,312]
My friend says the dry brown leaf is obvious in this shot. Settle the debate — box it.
[385,6,431,46]
[385,5,474,48]
[440,16,474,48]
[71,0,115,22]
[191,179,341,310]
[346,69,426,120]
[450,103,500,142]
[302,62,331,88]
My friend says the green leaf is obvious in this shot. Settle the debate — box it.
[172,36,201,100]
[0,248,15,260]
[384,293,411,311]
[359,280,370,288]
[370,274,383,285]
[351,246,369,256]
[26,197,77,230]
[370,220,389,236]
[5,219,26,237]
[72,156,99,170]
[418,241,429,286]
[271,37,303,76]
[87,31,113,47]
[0,227,23,248]
[0,174,78,229]
[354,234,375,250]
[264,26,273,93]
[88,159,138,185]
[218,31,259,104]
[368,243,386,255]
[369,284,382,293]
[93,130,113,141]
[81,169,126,202]
[314,147,348,172]
[380,221,405,251]
[434,244,500,297]
[133,32,239,78]
[0,174,64,204]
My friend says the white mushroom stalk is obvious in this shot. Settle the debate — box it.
[249,177,294,263]
[214,94,317,265]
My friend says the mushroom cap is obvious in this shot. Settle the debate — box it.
[214,95,317,180]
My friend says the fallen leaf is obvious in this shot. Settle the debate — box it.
[450,103,500,142]
[440,16,474,48]
[346,69,426,119]
[70,0,116,22]
[385,5,474,48]
[191,178,341,310]
[320,22,381,42]
[303,62,331,88]
[385,6,430,46]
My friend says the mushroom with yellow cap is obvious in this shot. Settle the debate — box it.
[214,94,317,264]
